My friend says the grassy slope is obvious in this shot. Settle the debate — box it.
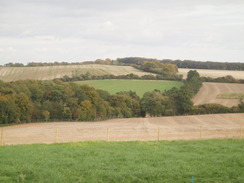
[0,140,243,183]
[76,80,182,97]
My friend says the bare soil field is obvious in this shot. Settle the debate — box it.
[0,65,153,82]
[1,113,243,145]
[179,68,244,79]
[193,82,244,107]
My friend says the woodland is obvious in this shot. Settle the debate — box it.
[1,69,243,124]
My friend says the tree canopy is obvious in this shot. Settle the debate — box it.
[0,70,242,124]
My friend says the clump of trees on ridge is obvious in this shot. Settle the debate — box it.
[2,57,244,71]
[1,70,243,124]
[117,57,244,71]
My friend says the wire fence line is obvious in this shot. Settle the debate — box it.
[0,126,243,146]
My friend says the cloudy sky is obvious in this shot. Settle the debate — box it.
[0,0,244,65]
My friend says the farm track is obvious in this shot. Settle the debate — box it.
[193,82,244,107]
[1,113,243,145]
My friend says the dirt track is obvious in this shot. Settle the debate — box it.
[1,113,243,145]
[193,82,244,107]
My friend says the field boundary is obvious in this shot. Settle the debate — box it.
[0,65,153,81]
[1,113,243,145]
[0,126,243,145]
[178,68,244,79]
[193,82,244,107]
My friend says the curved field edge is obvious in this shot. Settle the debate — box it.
[1,113,243,145]
[193,82,244,107]
[0,64,154,82]
[76,80,183,97]
[0,140,244,183]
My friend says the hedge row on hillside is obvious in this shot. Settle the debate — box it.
[58,72,183,82]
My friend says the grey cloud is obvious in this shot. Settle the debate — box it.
[0,0,244,64]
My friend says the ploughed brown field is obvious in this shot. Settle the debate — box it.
[1,113,243,145]
[193,82,244,107]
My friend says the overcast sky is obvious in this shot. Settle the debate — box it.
[0,0,244,65]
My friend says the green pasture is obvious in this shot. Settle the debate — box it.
[76,80,182,97]
[0,140,243,183]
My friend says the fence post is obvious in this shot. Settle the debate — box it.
[200,126,202,140]
[107,128,109,142]
[157,127,160,141]
[56,128,59,143]
[192,176,194,183]
[0,130,3,146]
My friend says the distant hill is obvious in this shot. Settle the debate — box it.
[3,57,244,71]
[1,64,243,82]
[1,57,244,82]
[117,57,244,70]
[178,68,244,79]
[0,64,153,82]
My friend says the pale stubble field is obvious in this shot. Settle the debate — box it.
[1,113,243,145]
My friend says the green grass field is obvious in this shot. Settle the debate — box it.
[0,140,243,183]
[76,80,183,97]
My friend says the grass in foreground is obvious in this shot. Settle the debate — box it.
[0,140,244,183]
[76,80,182,97]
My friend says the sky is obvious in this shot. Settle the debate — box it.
[0,0,244,65]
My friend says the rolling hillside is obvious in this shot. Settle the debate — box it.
[1,65,244,82]
[0,64,154,82]
[179,68,244,79]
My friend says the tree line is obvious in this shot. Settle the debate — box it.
[2,61,93,67]
[201,75,244,84]
[1,70,243,124]
[59,71,242,84]
[58,72,182,82]
[3,57,243,71]
[117,57,244,71]
[161,59,244,71]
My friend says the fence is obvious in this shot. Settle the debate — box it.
[0,126,243,145]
